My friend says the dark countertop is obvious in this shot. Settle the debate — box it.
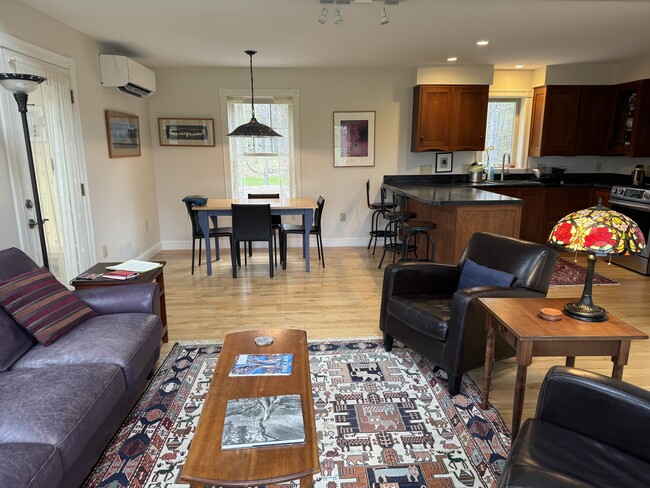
[383,182,525,206]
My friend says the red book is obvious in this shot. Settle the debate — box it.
[102,269,139,280]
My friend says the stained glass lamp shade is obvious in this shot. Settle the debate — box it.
[548,202,646,321]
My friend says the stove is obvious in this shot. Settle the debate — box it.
[609,185,650,275]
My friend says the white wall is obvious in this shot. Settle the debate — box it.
[0,0,161,261]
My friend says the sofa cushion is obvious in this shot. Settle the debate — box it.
[501,419,650,488]
[0,268,97,346]
[387,295,451,341]
[0,363,125,469]
[0,308,36,372]
[0,443,63,488]
[457,258,516,291]
[11,313,162,388]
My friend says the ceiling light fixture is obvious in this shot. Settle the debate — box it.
[380,5,389,25]
[476,40,490,46]
[515,65,525,69]
[447,57,458,62]
[334,3,343,24]
[318,7,328,24]
[227,50,282,138]
[318,0,399,25]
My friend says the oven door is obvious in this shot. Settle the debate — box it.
[609,199,650,274]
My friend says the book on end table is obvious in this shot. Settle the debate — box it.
[102,269,139,280]
[221,395,305,450]
[229,353,293,377]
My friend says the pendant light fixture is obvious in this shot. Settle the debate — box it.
[227,50,282,138]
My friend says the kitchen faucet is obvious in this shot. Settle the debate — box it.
[501,153,511,181]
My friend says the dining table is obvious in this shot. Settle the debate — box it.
[193,197,318,276]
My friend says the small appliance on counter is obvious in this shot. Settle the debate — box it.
[529,166,565,185]
[632,165,645,186]
[468,163,486,183]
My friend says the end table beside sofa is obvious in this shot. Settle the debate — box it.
[0,248,163,488]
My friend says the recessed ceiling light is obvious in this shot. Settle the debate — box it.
[515,65,525,69]
[476,40,489,46]
[447,57,458,62]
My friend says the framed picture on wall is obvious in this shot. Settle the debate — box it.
[158,118,215,147]
[435,152,453,173]
[333,111,375,167]
[105,110,141,158]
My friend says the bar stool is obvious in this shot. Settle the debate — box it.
[393,193,436,262]
[377,188,417,269]
[366,179,394,254]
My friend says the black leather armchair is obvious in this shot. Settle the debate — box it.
[499,366,650,487]
[379,232,557,394]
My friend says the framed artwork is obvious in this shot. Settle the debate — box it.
[105,110,140,158]
[435,152,453,173]
[158,117,215,147]
[333,111,375,167]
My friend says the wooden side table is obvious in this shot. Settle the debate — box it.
[479,297,647,438]
[70,261,168,343]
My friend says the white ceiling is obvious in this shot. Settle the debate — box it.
[22,0,650,70]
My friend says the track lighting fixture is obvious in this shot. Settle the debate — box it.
[318,1,399,25]
[334,3,343,25]
[318,7,328,24]
[380,5,389,25]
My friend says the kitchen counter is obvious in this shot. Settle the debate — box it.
[383,182,525,206]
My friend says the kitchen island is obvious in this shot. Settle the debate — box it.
[383,181,524,265]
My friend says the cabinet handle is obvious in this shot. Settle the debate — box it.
[420,136,424,142]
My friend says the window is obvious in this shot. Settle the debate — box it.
[480,98,522,168]
[222,89,300,200]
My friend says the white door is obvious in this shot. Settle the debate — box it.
[0,44,94,284]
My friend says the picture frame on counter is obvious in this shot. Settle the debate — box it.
[333,111,375,167]
[105,110,140,158]
[158,118,215,147]
[435,152,453,173]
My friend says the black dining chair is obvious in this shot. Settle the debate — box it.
[231,203,275,278]
[182,196,234,275]
[281,196,325,269]
[247,193,283,267]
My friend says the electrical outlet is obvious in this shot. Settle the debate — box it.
[340,212,346,222]
[420,165,433,174]
[102,245,108,258]
[595,162,602,173]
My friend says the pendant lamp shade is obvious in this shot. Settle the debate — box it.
[227,50,282,138]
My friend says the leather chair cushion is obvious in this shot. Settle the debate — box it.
[501,419,650,488]
[387,295,452,341]
[11,313,162,388]
[457,258,516,291]
[0,443,63,488]
[0,363,125,469]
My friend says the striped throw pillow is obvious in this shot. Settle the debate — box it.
[0,267,97,346]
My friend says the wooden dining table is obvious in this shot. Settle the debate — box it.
[193,197,318,276]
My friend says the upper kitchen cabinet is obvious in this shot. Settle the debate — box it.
[528,85,611,157]
[411,85,489,152]
[607,80,650,156]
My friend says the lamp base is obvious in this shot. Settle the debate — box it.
[563,302,608,322]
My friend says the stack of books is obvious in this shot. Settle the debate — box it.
[102,269,140,280]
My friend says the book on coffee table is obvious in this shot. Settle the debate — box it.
[229,353,293,377]
[221,395,305,450]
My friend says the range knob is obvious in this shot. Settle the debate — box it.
[643,191,650,200]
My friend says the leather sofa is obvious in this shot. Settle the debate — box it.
[499,366,650,487]
[379,232,557,394]
[0,248,163,488]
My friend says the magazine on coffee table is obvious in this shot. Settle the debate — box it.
[229,353,293,376]
[221,395,305,450]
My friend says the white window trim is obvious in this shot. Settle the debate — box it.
[219,88,301,198]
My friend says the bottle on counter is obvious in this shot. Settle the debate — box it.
[487,163,495,181]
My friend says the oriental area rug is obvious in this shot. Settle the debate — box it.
[549,257,619,287]
[84,339,511,488]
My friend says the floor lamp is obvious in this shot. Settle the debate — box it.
[0,73,49,268]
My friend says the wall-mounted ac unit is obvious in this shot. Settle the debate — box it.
[100,54,156,97]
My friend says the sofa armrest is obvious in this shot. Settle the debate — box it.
[73,284,160,316]
[536,366,650,464]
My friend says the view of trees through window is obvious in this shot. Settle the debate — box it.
[482,100,517,167]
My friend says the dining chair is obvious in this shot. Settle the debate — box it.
[182,197,234,275]
[281,196,325,269]
[247,193,282,267]
[231,203,275,278]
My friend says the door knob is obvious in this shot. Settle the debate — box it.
[28,218,49,229]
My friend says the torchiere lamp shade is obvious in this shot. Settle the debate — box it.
[548,202,646,321]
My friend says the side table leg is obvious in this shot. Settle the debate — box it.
[565,356,575,368]
[301,473,314,488]
[611,340,631,380]
[481,315,497,410]
[511,341,533,439]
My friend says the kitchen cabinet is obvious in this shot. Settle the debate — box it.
[574,86,612,155]
[411,85,488,152]
[490,187,547,243]
[607,80,650,156]
[545,187,592,237]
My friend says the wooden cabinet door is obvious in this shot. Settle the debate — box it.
[411,85,452,151]
[449,86,489,151]
[518,188,547,243]
[528,87,546,157]
[574,86,612,155]
[540,86,580,155]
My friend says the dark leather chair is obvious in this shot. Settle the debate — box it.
[231,203,275,278]
[379,232,558,395]
[499,366,650,488]
[247,193,282,267]
[182,196,233,275]
[281,196,325,269]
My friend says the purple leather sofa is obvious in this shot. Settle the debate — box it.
[0,248,163,488]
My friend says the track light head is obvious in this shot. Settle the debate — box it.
[318,7,328,24]
[380,6,389,25]
[334,4,343,24]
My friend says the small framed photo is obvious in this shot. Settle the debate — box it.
[435,152,453,173]
[105,110,140,158]
[333,111,375,167]
[158,118,215,147]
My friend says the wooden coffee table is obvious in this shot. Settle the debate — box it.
[479,297,648,438]
[180,329,319,488]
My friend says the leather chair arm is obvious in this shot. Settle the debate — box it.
[536,366,650,464]
[73,284,161,316]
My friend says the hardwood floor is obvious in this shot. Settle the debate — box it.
[153,246,650,432]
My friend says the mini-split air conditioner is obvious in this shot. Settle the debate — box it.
[100,54,156,97]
